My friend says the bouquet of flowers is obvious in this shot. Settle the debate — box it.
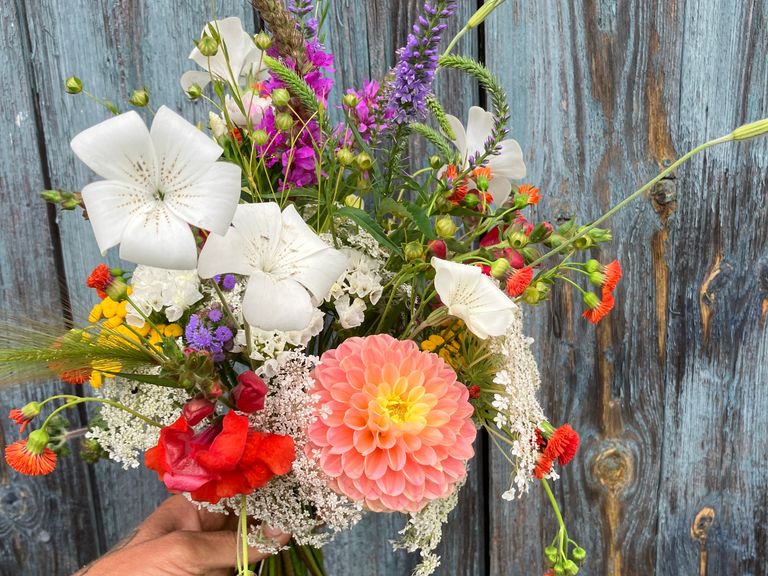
[3,1,766,574]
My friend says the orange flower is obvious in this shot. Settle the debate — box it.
[87,264,113,299]
[518,184,540,205]
[601,260,622,292]
[544,424,580,466]
[9,405,39,434]
[534,453,554,479]
[506,267,534,297]
[445,164,468,204]
[5,431,57,476]
[582,290,614,324]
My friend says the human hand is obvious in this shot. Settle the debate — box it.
[73,494,289,576]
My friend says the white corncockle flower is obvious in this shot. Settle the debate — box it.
[71,106,241,270]
[181,17,265,91]
[225,92,272,127]
[208,112,227,140]
[431,257,515,339]
[445,105,526,206]
[197,202,348,331]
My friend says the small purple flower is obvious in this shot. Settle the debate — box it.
[214,326,233,342]
[221,274,237,291]
[208,308,223,322]
[388,1,456,125]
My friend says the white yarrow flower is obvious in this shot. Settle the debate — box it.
[445,105,526,206]
[198,202,348,331]
[431,257,515,339]
[71,106,241,269]
[180,17,265,90]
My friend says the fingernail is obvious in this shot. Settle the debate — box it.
[262,524,283,538]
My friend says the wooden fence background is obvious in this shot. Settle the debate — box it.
[1,1,766,574]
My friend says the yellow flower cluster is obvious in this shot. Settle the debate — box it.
[420,323,465,371]
[86,296,182,387]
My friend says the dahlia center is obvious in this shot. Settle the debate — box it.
[376,376,428,428]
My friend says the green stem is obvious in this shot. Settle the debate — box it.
[528,138,726,269]
[41,397,162,430]
[541,478,567,557]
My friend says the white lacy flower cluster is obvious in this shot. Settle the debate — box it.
[392,480,464,576]
[227,352,361,550]
[86,376,186,468]
[489,307,546,500]
[328,247,384,329]
[126,265,203,327]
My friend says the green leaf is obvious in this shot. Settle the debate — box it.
[403,202,436,240]
[336,206,403,256]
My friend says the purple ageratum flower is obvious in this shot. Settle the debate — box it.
[388,1,456,125]
[208,308,223,322]
[184,309,236,362]
[185,314,214,349]
[221,274,237,291]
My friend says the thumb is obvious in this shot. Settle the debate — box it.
[173,526,291,570]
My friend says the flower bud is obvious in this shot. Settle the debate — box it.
[463,193,480,208]
[564,560,579,575]
[467,0,505,28]
[40,190,63,203]
[182,397,216,426]
[129,88,149,107]
[508,230,529,250]
[573,235,593,250]
[490,258,510,278]
[336,147,354,165]
[731,117,768,141]
[254,31,272,51]
[20,402,42,419]
[186,83,203,100]
[209,112,227,140]
[344,194,364,209]
[427,239,447,260]
[572,547,586,562]
[553,563,566,576]
[80,438,106,463]
[105,277,129,302]
[355,152,373,171]
[27,429,51,454]
[434,215,458,239]
[519,246,540,263]
[275,112,294,131]
[233,371,268,413]
[522,285,543,305]
[545,233,567,250]
[404,241,425,261]
[342,92,359,108]
[583,291,600,310]
[252,129,269,146]
[429,155,443,170]
[584,259,600,273]
[271,88,291,108]
[588,227,612,243]
[196,35,219,57]
[65,76,83,94]
[528,221,553,243]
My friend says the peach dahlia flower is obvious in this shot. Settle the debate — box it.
[306,334,477,512]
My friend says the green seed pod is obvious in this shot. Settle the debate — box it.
[344,194,364,210]
[508,231,529,250]
[342,93,359,108]
[271,88,291,108]
[254,31,272,51]
[336,148,355,166]
[404,241,425,262]
[65,76,83,95]
[429,155,443,169]
[435,215,458,239]
[572,547,587,562]
[252,129,269,146]
[355,152,374,171]
[275,112,295,132]
[196,35,219,57]
[186,84,203,100]
[584,259,600,273]
[129,88,150,107]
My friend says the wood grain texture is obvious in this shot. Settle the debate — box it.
[0,2,103,574]
[487,1,768,575]
[21,0,256,564]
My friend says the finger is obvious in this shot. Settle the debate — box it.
[172,527,291,570]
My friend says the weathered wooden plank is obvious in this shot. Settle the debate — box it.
[488,1,768,575]
[0,1,103,574]
[322,2,485,574]
[656,1,768,574]
[22,0,257,560]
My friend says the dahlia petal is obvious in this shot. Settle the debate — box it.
[322,451,343,477]
[327,426,355,454]
[364,448,389,480]
[353,428,376,456]
[342,451,366,480]
[386,442,407,471]
[376,472,406,497]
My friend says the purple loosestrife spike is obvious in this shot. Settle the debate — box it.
[388,1,456,125]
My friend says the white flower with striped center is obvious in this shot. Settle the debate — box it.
[70,106,241,269]
[431,257,515,339]
[197,203,349,332]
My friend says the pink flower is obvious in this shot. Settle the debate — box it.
[306,334,477,512]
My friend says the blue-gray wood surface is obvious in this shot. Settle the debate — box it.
[0,1,766,574]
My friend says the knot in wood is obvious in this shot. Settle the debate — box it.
[651,178,678,222]
[592,446,633,493]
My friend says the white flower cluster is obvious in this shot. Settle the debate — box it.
[125,265,203,326]
[237,309,326,379]
[489,308,546,500]
[86,376,186,468]
[328,247,384,329]
[392,480,464,576]
[223,351,362,550]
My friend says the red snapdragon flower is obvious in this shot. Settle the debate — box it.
[232,371,268,413]
[145,411,294,504]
